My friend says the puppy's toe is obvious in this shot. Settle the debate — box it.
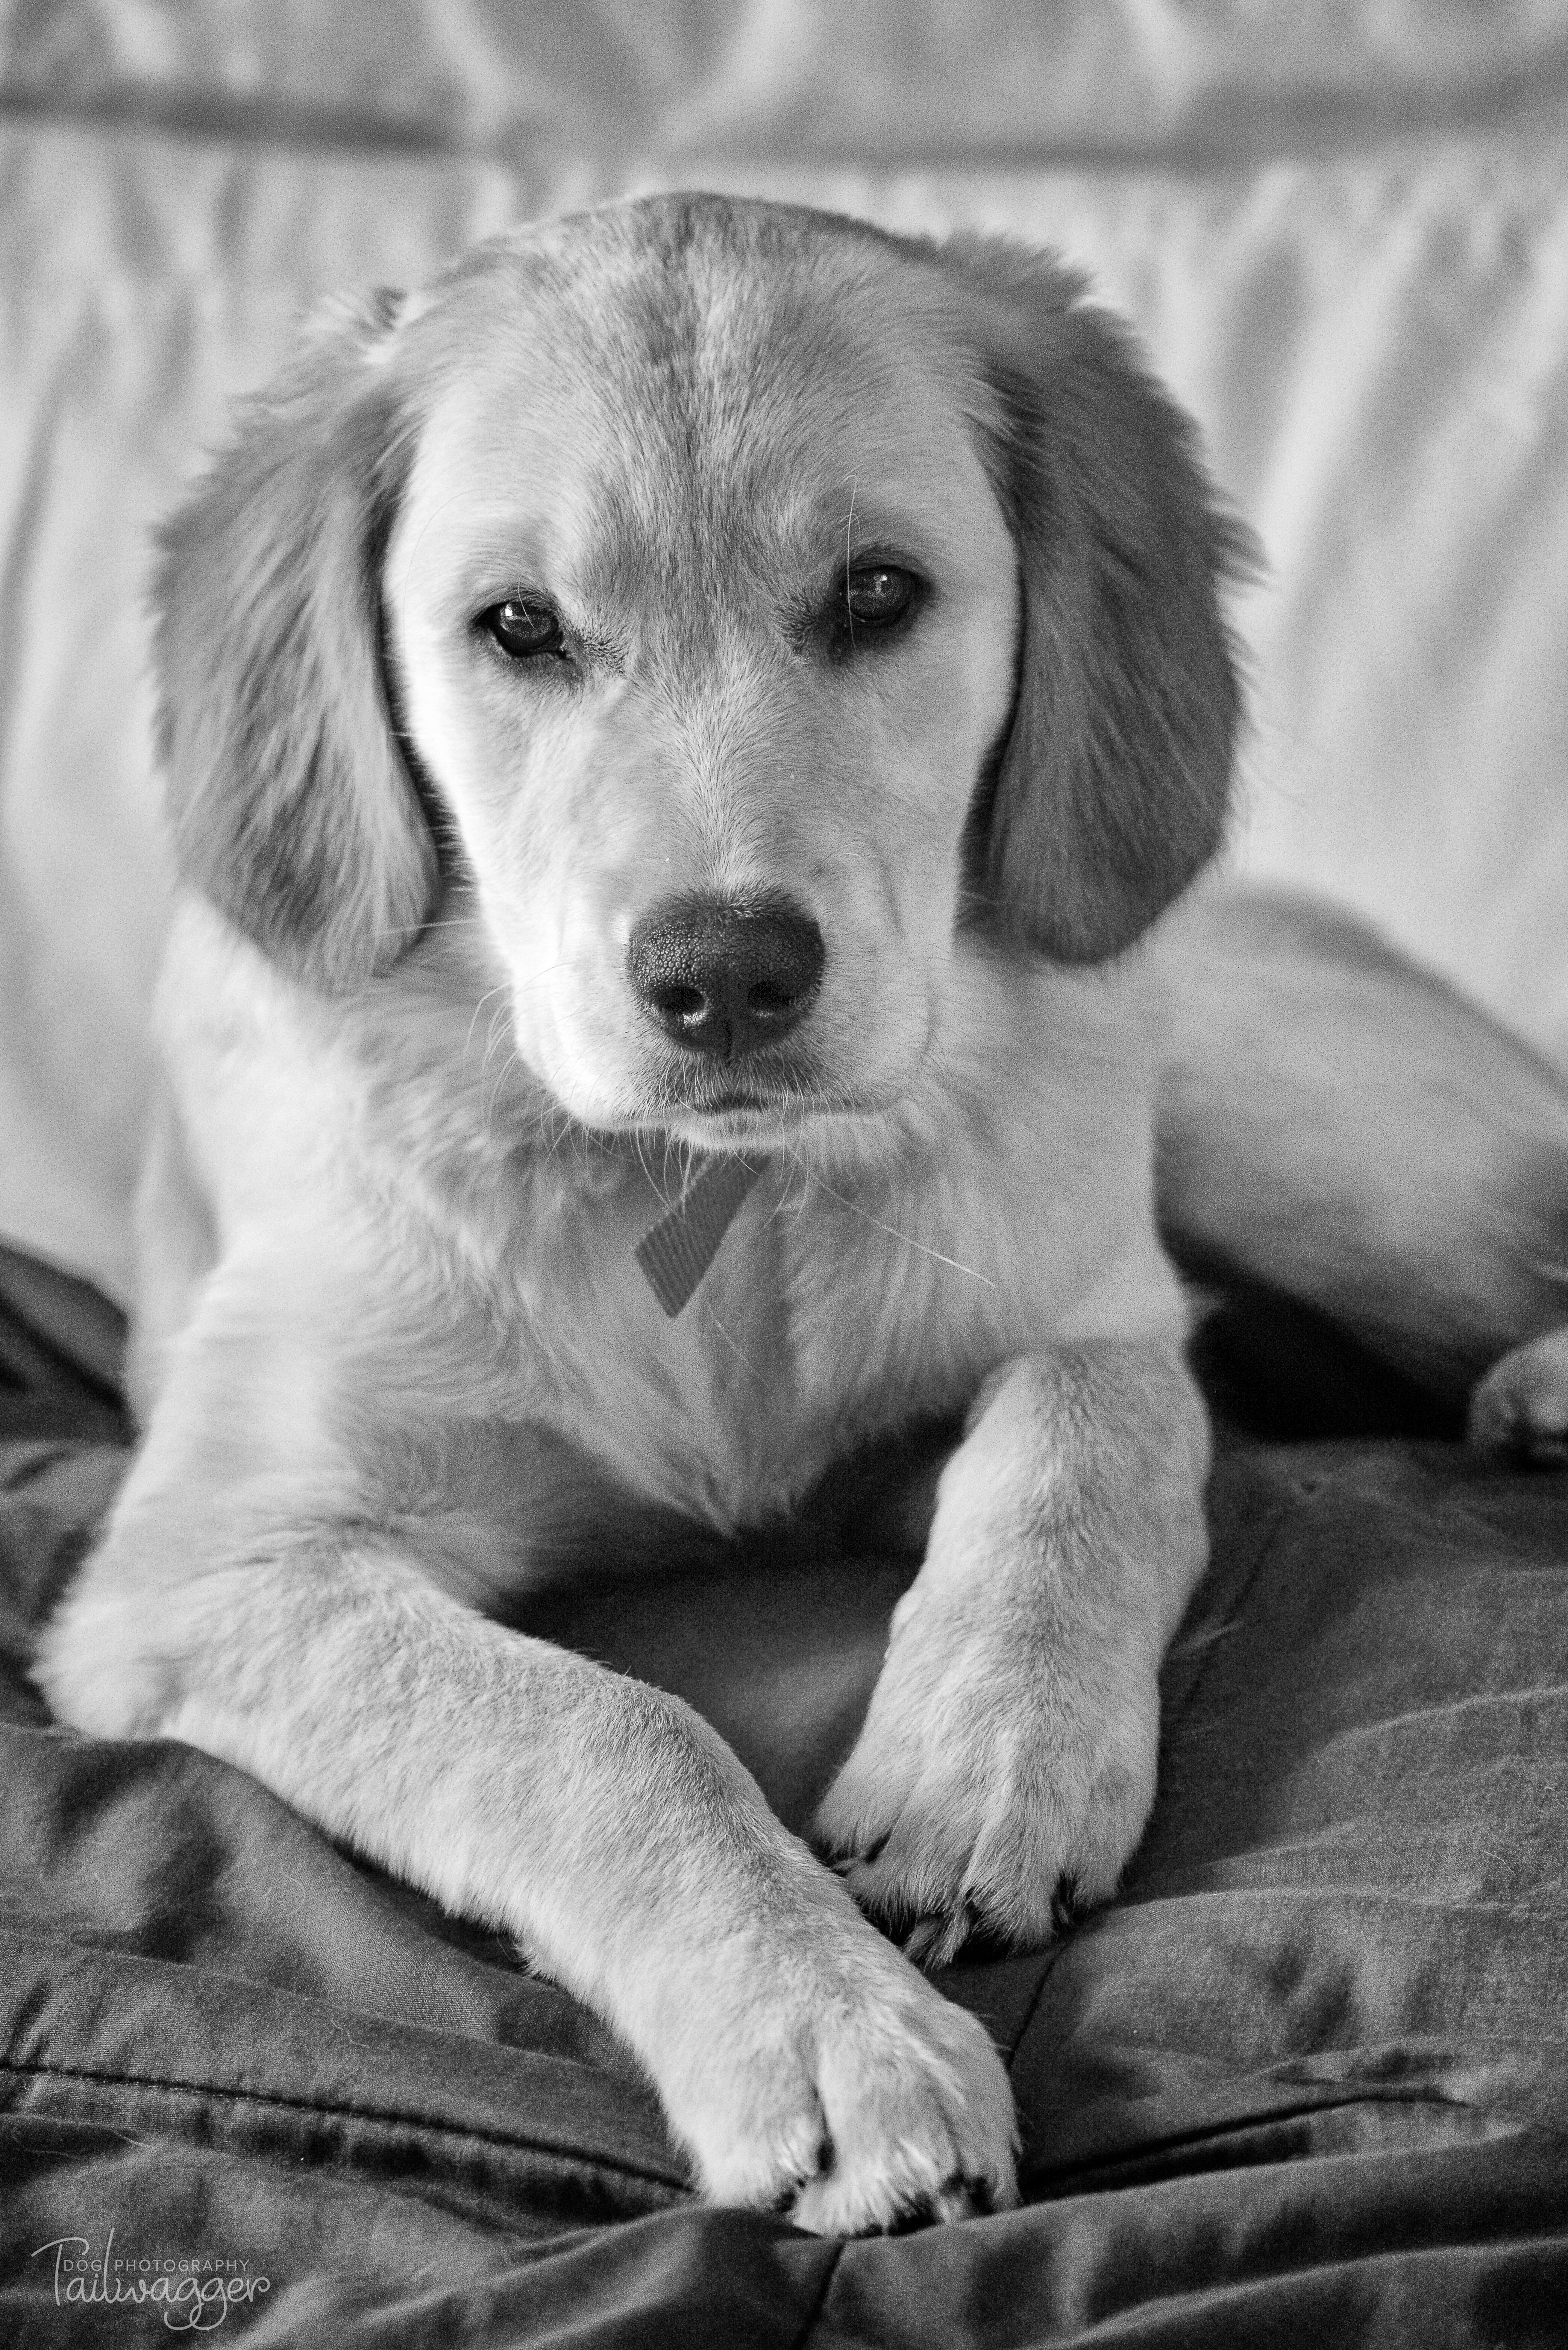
[821,1801,975,1960]
[795,2163,989,2236]
[902,1902,979,1971]
[813,1752,908,1872]
[1469,1328,1568,1466]
[685,2059,833,2214]
[1050,1872,1089,1935]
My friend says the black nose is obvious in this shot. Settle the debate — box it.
[627,894,826,1060]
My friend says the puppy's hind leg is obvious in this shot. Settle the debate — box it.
[1154,888,1568,1429]
[1469,1327,1568,1464]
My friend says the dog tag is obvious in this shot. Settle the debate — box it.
[635,1155,763,1317]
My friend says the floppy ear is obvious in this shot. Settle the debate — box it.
[154,290,438,990]
[945,240,1250,964]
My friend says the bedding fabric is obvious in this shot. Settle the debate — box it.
[0,1249,1565,2347]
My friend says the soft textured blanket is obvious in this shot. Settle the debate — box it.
[1,1249,1564,2346]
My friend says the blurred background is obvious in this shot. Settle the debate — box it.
[3,0,1567,1303]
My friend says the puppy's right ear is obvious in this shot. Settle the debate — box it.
[154,290,438,990]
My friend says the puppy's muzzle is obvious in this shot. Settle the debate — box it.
[628,893,825,1061]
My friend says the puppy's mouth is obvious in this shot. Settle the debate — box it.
[638,1070,898,1151]
[684,1093,793,1131]
[651,1086,820,1149]
[675,1101,809,1148]
[647,1047,817,1119]
[627,1023,925,1144]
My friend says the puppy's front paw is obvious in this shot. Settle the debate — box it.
[659,1884,1017,2233]
[1469,1328,1568,1466]
[814,1590,1158,1967]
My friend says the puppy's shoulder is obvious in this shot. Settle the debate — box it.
[154,893,369,1210]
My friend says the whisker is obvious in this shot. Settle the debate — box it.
[485,1047,526,1139]
[464,984,509,1061]
[698,1292,763,1383]
[379,911,490,938]
[799,1159,996,1288]
[480,1002,514,1076]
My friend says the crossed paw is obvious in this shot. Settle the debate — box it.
[661,1868,1018,2233]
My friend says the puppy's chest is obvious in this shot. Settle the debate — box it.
[500,1158,839,1524]
[500,1139,1107,1532]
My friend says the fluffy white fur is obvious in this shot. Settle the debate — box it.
[33,194,1568,2235]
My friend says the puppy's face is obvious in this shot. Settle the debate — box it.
[156,196,1242,1127]
[385,236,1018,1145]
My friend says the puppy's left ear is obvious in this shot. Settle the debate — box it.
[946,240,1253,963]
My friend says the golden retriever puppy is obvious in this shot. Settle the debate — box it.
[35,194,1568,2233]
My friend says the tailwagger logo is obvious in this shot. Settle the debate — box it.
[32,2232,271,2330]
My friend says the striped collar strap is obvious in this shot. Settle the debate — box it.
[635,1155,764,1317]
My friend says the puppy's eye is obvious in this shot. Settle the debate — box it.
[479,598,566,660]
[843,565,919,631]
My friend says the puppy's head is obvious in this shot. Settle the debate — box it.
[158,195,1244,1143]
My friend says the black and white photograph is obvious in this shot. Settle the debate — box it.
[1,5,1565,2342]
